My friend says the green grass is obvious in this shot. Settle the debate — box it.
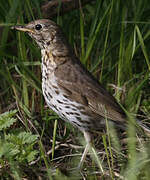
[0,0,150,179]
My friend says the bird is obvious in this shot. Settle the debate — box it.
[11,19,150,168]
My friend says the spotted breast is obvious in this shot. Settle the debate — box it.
[41,49,95,132]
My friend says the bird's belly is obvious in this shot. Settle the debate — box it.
[42,78,91,131]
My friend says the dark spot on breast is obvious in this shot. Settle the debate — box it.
[52,85,58,89]
[44,92,49,99]
[63,94,69,98]
[43,61,47,66]
[74,112,80,116]
[71,120,81,127]
[68,112,80,116]
[55,90,59,94]
[76,117,81,121]
[52,105,58,111]
[42,76,47,80]
[71,108,77,111]
[62,99,68,103]
[71,104,77,108]
[57,100,64,104]
[61,113,65,117]
[52,53,56,58]
[45,51,49,58]
[47,41,50,45]
[45,72,49,77]
[65,106,70,109]
[48,92,53,99]
[68,112,74,115]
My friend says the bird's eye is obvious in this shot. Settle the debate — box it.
[35,24,42,30]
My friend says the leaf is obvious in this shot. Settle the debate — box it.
[0,141,20,158]
[26,150,38,163]
[1,131,39,163]
[5,132,39,145]
[0,110,17,131]
[18,132,39,144]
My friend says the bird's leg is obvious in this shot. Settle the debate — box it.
[78,143,90,168]
[78,131,104,173]
[78,131,92,169]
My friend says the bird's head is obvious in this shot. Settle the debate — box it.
[12,19,63,49]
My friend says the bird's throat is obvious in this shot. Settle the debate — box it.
[41,49,57,67]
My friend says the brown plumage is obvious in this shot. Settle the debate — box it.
[12,19,150,168]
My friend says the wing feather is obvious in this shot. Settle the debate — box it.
[55,59,126,123]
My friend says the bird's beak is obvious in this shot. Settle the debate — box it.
[11,25,34,33]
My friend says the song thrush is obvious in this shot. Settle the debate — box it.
[12,19,150,168]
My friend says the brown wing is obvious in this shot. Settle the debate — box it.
[55,58,126,123]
